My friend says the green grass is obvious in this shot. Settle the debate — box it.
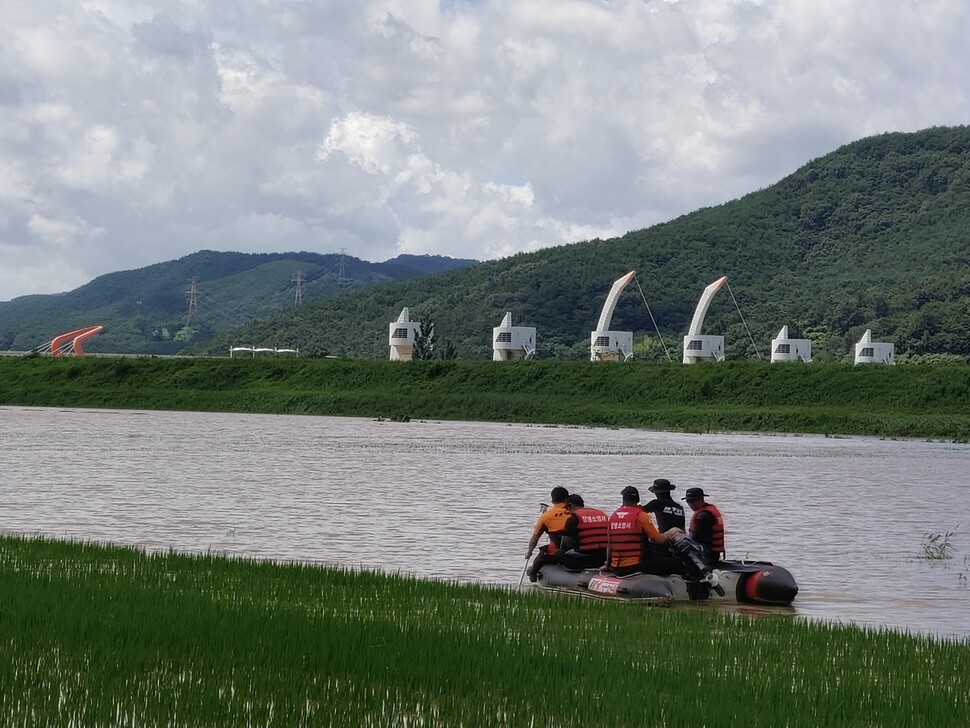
[3,356,970,439]
[0,535,967,726]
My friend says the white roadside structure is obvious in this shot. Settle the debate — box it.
[683,276,728,364]
[854,329,895,365]
[389,307,421,361]
[590,271,636,361]
[492,312,536,361]
[229,346,299,358]
[770,326,812,363]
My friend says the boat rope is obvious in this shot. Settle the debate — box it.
[726,282,762,361]
[634,276,673,362]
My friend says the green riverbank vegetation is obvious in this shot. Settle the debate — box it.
[3,356,970,439]
[1,535,967,726]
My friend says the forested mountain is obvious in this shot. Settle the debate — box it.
[0,251,477,355]
[199,126,970,362]
[5,127,970,361]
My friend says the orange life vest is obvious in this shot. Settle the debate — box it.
[536,503,571,555]
[574,507,609,551]
[690,503,725,556]
[608,505,644,567]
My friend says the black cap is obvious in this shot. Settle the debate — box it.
[550,486,569,502]
[649,478,675,493]
[620,485,640,501]
[566,494,585,507]
[683,487,706,501]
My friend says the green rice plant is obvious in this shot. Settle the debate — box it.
[919,529,958,560]
[1,534,969,727]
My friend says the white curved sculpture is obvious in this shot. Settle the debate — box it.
[596,271,636,331]
[492,312,536,361]
[683,276,728,364]
[687,276,728,336]
[591,271,636,361]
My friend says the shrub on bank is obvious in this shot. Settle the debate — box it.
[2,356,970,439]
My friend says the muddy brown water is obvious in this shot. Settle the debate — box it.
[2,406,968,640]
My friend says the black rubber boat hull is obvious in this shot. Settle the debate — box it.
[535,561,798,606]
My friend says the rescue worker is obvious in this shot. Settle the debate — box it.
[683,487,725,565]
[605,485,683,576]
[641,478,685,558]
[558,493,609,570]
[525,486,571,582]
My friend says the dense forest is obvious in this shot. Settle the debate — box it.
[3,126,970,361]
[198,126,970,362]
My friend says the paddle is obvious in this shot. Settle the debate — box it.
[518,502,549,586]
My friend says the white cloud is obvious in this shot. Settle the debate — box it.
[1,0,970,300]
[318,112,418,177]
[27,212,104,247]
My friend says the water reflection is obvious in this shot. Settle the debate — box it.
[1,406,968,640]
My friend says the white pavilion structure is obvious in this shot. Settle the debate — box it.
[854,329,895,365]
[770,326,812,363]
[683,276,727,364]
[388,307,421,361]
[492,312,536,361]
[590,271,636,361]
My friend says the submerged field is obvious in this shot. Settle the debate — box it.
[2,355,970,439]
[0,536,967,726]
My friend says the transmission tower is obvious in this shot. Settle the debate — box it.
[185,278,199,322]
[338,247,347,282]
[292,270,304,306]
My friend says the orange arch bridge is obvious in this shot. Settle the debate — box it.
[49,325,104,357]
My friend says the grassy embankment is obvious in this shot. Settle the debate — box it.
[2,355,970,439]
[1,535,968,726]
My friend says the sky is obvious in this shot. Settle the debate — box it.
[2,0,969,301]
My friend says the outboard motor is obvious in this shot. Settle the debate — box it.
[669,534,726,598]
[669,534,713,578]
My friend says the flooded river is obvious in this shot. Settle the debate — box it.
[1,406,968,640]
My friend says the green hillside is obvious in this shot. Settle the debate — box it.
[0,251,476,355]
[201,126,970,361]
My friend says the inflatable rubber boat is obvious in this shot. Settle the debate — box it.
[535,558,798,606]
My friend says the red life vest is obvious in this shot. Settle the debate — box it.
[574,507,609,551]
[608,505,644,566]
[690,503,725,556]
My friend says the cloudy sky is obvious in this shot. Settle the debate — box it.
[1,0,968,301]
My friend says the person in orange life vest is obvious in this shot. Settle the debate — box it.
[683,487,725,565]
[641,478,686,559]
[606,485,684,577]
[526,486,571,582]
[558,493,609,570]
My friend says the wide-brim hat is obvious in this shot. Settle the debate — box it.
[682,487,706,501]
[649,478,675,493]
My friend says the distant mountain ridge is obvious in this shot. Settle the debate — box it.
[200,126,970,362]
[0,251,478,354]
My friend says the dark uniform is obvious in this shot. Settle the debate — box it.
[642,478,685,558]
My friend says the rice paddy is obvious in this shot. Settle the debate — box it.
[1,535,967,726]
